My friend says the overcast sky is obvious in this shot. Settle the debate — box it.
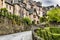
[33,0,60,7]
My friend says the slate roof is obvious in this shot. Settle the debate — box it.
[36,2,42,7]
[5,0,42,14]
[5,0,42,6]
[5,0,13,5]
[5,0,22,5]
[28,9,34,14]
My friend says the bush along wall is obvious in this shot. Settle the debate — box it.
[0,8,32,35]
[35,27,60,40]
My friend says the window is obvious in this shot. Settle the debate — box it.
[10,12,11,14]
[32,20,36,24]
[26,13,28,16]
[25,4,27,7]
[34,8,36,12]
[39,8,40,11]
[31,6,33,8]
[1,0,3,6]
[37,21,39,24]
[19,9,21,13]
[20,11,24,18]
[6,4,8,8]
[9,5,11,10]
[38,16,40,19]
[33,15,36,18]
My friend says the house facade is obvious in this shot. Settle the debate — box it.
[0,0,44,24]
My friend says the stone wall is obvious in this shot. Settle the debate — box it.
[0,31,32,40]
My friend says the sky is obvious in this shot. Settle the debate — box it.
[33,0,60,7]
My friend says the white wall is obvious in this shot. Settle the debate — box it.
[0,31,32,40]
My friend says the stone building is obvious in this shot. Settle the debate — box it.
[0,0,43,24]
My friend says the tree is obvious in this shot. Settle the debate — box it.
[40,17,45,23]
[22,17,32,25]
[47,8,60,23]
[0,8,8,17]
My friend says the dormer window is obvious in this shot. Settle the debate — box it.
[11,1,13,3]
[21,0,23,3]
[18,0,20,3]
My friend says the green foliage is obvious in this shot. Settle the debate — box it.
[52,34,60,40]
[22,17,32,25]
[0,8,33,35]
[0,8,8,16]
[40,16,47,23]
[0,8,33,26]
[40,17,45,23]
[47,8,60,23]
[0,8,21,25]
[50,27,60,34]
[36,27,60,40]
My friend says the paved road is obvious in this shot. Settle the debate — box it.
[0,31,32,40]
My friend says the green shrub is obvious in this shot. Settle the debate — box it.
[0,8,21,25]
[52,34,60,40]
[40,17,45,23]
[47,8,60,23]
[50,27,60,34]
[22,17,32,25]
[36,27,60,40]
